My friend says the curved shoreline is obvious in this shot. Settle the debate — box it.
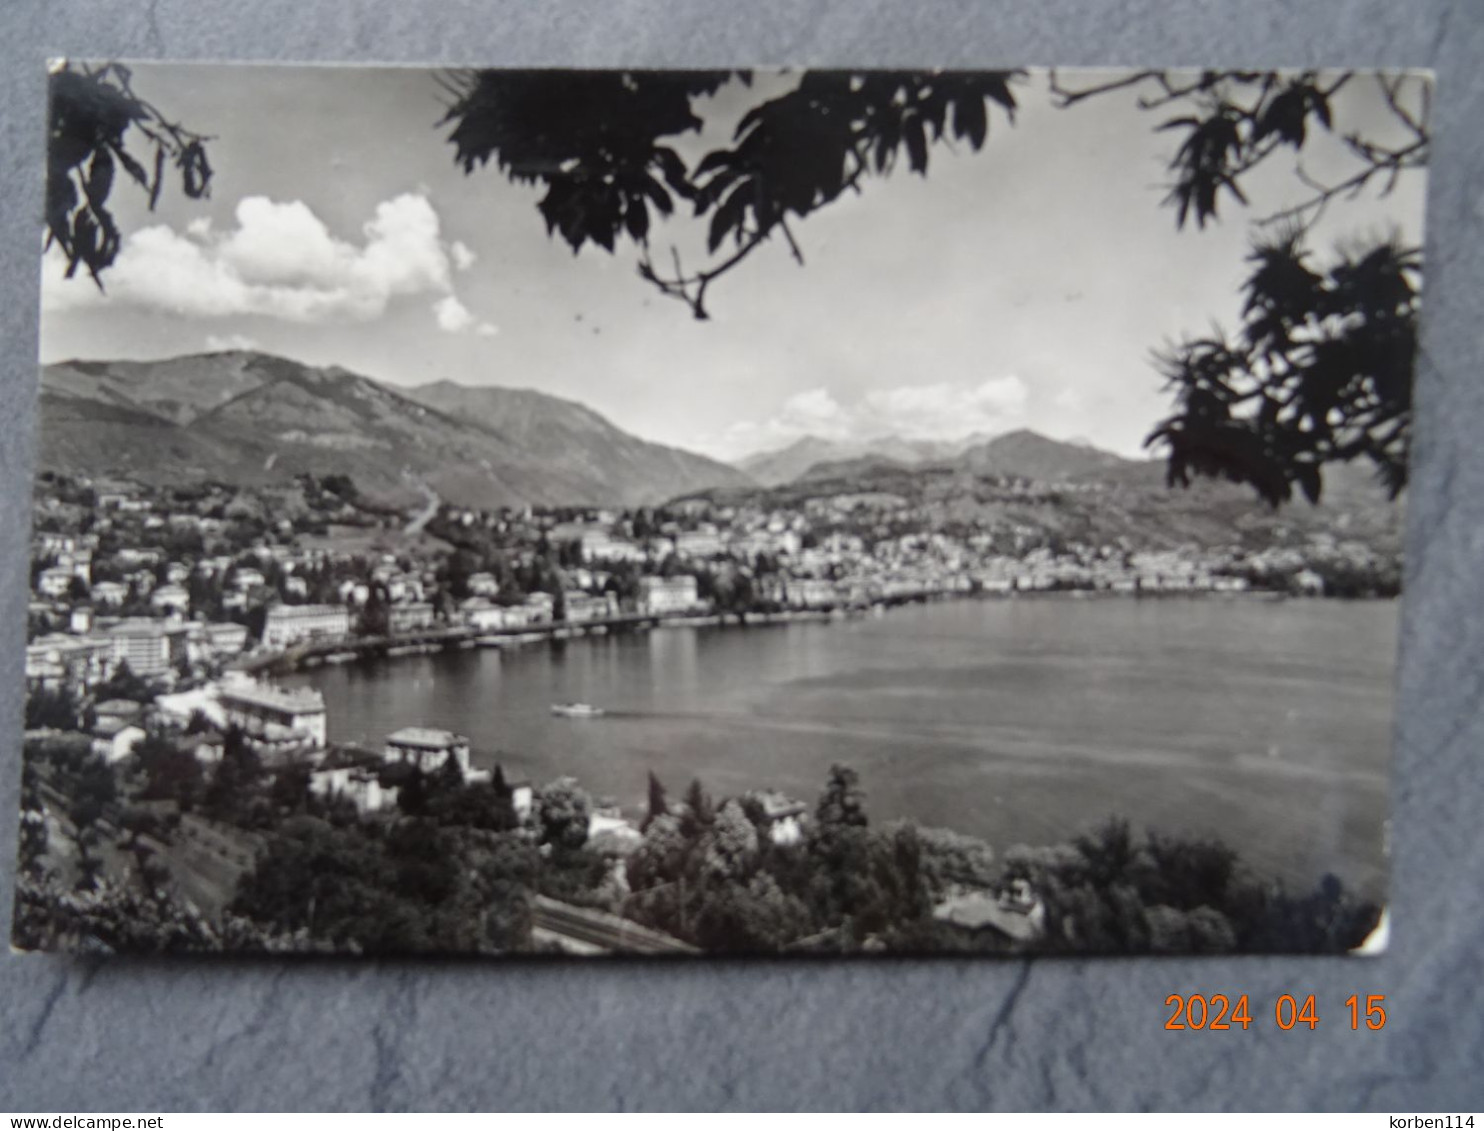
[241,587,1397,677]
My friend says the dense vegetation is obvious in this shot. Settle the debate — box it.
[15,726,1381,959]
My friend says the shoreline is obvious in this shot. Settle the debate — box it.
[250,586,1398,676]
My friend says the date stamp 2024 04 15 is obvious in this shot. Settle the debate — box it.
[1164,993,1390,1031]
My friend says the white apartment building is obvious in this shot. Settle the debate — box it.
[218,676,328,747]
[638,575,699,615]
[261,604,351,650]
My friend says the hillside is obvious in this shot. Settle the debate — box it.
[681,430,1404,555]
[403,380,751,505]
[739,434,966,486]
[37,351,750,508]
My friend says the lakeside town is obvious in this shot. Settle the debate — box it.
[15,467,1393,957]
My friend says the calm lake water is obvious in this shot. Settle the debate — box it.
[286,597,1398,900]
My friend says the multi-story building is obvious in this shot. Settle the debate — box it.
[460,597,509,632]
[672,531,724,559]
[387,602,437,635]
[383,727,471,775]
[218,676,328,747]
[562,591,617,624]
[106,620,176,677]
[638,575,699,615]
[786,578,840,610]
[261,603,350,650]
[24,634,113,690]
[203,622,249,658]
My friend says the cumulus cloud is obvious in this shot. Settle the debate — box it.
[711,376,1029,460]
[450,241,477,271]
[42,192,478,325]
[433,294,475,333]
[432,295,499,337]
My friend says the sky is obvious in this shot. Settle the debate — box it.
[39,65,1429,462]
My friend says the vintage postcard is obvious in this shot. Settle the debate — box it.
[14,63,1425,958]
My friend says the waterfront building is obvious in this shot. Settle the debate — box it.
[387,601,437,635]
[638,576,699,615]
[383,727,472,775]
[562,591,617,624]
[460,597,508,632]
[207,622,249,655]
[218,676,328,747]
[786,578,840,610]
[261,603,351,649]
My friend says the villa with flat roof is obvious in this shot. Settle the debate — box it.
[383,727,471,775]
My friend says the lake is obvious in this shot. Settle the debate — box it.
[285,596,1399,901]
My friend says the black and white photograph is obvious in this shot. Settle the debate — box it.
[14,62,1426,960]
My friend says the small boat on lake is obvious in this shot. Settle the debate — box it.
[550,702,606,718]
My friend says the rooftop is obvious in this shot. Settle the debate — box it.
[264,603,347,619]
[386,726,467,751]
[218,679,326,714]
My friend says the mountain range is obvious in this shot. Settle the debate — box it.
[36,351,750,507]
[695,430,1403,554]
[35,351,1402,549]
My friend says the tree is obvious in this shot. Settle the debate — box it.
[1148,232,1417,505]
[94,660,153,703]
[534,777,591,850]
[55,65,1427,510]
[440,69,1020,320]
[680,778,714,837]
[1045,69,1427,503]
[641,770,669,833]
[25,684,81,731]
[133,729,204,810]
[46,62,213,286]
[439,67,1424,506]
[816,763,868,829]
[203,726,264,824]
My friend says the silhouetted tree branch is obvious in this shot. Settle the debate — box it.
[441,69,1023,319]
[46,61,214,287]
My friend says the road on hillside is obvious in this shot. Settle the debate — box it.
[403,480,440,536]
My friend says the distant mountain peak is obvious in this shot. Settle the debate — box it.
[39,350,753,507]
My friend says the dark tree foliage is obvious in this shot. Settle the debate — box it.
[440,69,1020,318]
[94,660,155,703]
[26,684,81,731]
[441,70,731,255]
[1047,69,1428,504]
[1048,70,1429,232]
[1147,233,1419,505]
[816,763,869,829]
[641,769,669,833]
[534,777,592,850]
[679,778,714,837]
[46,62,213,286]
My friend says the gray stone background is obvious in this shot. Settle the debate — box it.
[1,0,1480,1112]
